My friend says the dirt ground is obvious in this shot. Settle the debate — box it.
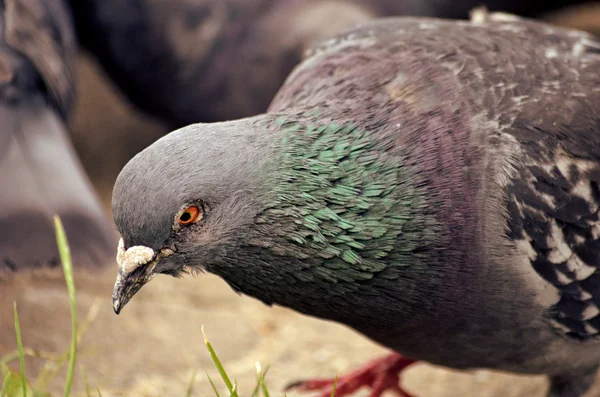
[4,5,600,397]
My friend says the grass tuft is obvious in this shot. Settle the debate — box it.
[331,377,338,397]
[81,366,91,397]
[1,373,11,397]
[206,373,221,397]
[53,216,77,397]
[2,215,315,397]
[202,326,238,397]
[13,303,26,397]
[185,371,197,397]
[256,362,270,397]
[250,365,270,397]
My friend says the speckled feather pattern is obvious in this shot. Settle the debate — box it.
[265,17,600,381]
[112,15,600,396]
[271,16,600,342]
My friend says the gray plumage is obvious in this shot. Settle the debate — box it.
[112,13,600,397]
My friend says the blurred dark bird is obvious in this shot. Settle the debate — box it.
[0,0,115,273]
[111,11,600,397]
[69,0,593,126]
[0,0,592,271]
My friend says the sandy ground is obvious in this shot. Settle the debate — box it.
[1,265,559,397]
[4,5,600,397]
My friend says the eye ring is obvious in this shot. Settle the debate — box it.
[178,205,202,225]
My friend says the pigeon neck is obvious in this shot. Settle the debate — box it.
[216,117,443,325]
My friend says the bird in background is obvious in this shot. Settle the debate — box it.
[0,0,115,274]
[110,9,600,397]
[70,0,593,125]
[1,0,596,275]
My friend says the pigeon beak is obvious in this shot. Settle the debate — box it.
[112,262,157,314]
[111,238,160,314]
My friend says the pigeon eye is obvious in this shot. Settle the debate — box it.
[178,205,201,225]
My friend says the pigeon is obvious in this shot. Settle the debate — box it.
[0,0,115,273]
[69,0,591,125]
[111,11,600,397]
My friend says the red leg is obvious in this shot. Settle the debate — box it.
[285,353,417,397]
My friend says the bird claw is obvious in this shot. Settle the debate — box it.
[285,352,417,397]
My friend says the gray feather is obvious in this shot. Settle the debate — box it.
[112,15,600,397]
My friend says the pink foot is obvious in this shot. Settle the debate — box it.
[286,353,417,397]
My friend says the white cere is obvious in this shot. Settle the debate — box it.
[116,238,155,275]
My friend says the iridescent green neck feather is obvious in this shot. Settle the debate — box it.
[215,117,441,326]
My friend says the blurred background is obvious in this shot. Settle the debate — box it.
[3,1,600,396]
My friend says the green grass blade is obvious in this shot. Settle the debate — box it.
[1,373,11,397]
[201,326,237,397]
[54,216,78,397]
[330,376,337,397]
[185,371,197,397]
[255,363,269,397]
[206,373,221,397]
[82,366,91,397]
[250,365,270,397]
[13,303,27,397]
[96,387,102,397]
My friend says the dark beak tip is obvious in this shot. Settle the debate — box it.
[112,297,123,315]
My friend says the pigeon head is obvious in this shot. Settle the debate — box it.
[111,113,434,322]
[111,115,278,314]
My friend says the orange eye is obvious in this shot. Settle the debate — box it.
[178,206,201,225]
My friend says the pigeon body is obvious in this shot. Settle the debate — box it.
[70,0,592,125]
[112,14,600,396]
[0,0,115,273]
